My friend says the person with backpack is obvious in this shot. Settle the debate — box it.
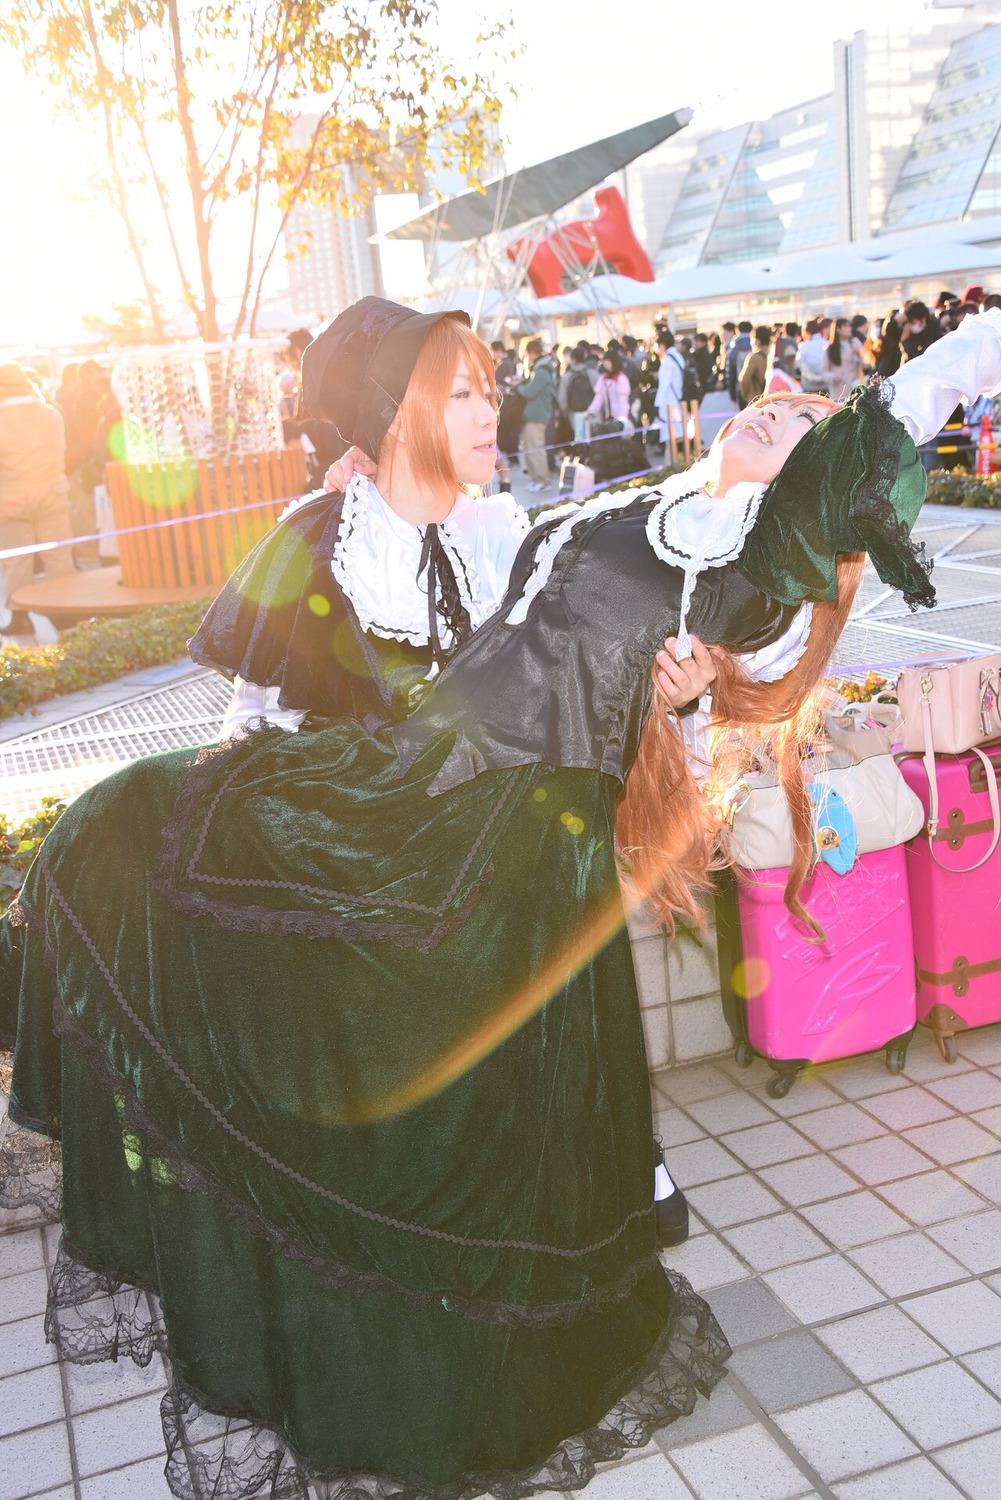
[559,345,598,442]
[725,321,753,402]
[691,332,715,396]
[739,327,773,404]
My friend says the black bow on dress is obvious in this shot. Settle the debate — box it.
[417,524,474,670]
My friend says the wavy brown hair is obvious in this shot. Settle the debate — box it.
[616,552,865,937]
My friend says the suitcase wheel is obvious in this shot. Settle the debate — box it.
[766,1070,797,1099]
[734,1040,754,1069]
[885,1045,907,1075]
[938,1034,959,1065]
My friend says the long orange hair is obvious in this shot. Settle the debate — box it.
[381,319,497,504]
[617,387,862,936]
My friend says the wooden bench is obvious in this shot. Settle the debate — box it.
[12,448,309,619]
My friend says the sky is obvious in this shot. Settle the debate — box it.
[0,0,966,347]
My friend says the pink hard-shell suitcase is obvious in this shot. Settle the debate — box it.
[728,845,916,1096]
[899,746,1001,1061]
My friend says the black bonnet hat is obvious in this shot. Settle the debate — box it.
[299,296,471,458]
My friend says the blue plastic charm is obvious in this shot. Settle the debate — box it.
[807,781,858,875]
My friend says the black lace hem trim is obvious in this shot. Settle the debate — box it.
[0,1048,62,1222]
[152,726,517,953]
[44,1237,731,1500]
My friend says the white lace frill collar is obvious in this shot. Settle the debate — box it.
[505,461,767,656]
[284,475,498,649]
[644,460,767,657]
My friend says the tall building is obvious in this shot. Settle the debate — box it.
[283,119,384,323]
[835,2,1001,241]
[654,97,835,271]
[880,18,1001,232]
[623,129,699,266]
[644,1,1001,274]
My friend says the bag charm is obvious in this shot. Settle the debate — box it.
[981,665,998,738]
[807,781,858,875]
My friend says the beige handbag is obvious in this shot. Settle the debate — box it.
[725,714,925,871]
[896,654,1001,872]
[898,654,1001,756]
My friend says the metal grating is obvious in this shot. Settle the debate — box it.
[830,620,971,671]
[2,671,231,822]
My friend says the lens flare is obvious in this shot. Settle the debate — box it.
[234,534,311,608]
[331,618,376,677]
[358,888,634,1123]
[732,957,771,1000]
[123,456,199,508]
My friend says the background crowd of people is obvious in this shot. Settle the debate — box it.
[4,284,1000,641]
[0,358,121,637]
[476,283,1001,491]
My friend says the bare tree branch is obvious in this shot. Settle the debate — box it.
[79,0,167,340]
[134,114,201,321]
[166,0,218,338]
[3,0,517,347]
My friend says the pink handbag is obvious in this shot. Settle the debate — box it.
[897,654,1001,872]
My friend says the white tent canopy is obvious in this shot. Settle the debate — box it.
[426,216,1001,324]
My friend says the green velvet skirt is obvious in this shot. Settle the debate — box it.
[0,725,729,1499]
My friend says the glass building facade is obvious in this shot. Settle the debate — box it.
[655,99,836,271]
[648,2,1001,273]
[881,21,1001,232]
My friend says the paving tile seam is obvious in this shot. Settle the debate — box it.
[725,1331,1000,1499]
[719,1372,840,1499]
[728,1280,959,1360]
[0,1461,79,1500]
[41,1226,82,1500]
[851,1361,1001,1471]
[659,1056,965,1113]
[664,1061,1001,1144]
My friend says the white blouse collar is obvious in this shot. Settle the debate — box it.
[506,462,768,659]
[330,475,496,648]
[645,462,766,657]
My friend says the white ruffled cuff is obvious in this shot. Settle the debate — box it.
[220,677,304,739]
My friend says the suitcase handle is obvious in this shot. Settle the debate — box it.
[920,695,1001,872]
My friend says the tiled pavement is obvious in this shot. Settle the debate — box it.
[6,1024,1001,1498]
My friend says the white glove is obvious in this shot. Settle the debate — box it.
[887,309,1001,446]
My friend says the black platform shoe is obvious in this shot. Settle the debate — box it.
[655,1187,690,1248]
[653,1133,690,1248]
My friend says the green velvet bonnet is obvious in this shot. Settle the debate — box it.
[735,382,936,610]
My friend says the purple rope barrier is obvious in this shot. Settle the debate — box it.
[0,428,676,564]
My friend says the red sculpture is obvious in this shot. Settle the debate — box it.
[506,186,654,299]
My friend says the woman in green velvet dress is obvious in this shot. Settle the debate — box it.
[1,307,982,1500]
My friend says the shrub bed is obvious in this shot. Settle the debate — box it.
[0,800,67,917]
[925,468,1001,508]
[0,600,207,721]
